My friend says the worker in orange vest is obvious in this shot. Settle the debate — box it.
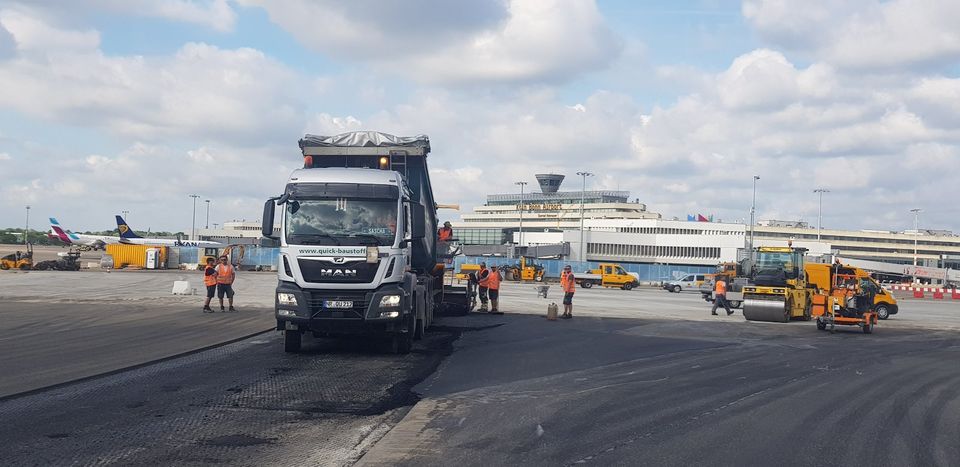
[488,265,503,314]
[438,221,453,241]
[215,255,237,312]
[202,257,217,313]
[477,262,490,312]
[560,265,576,319]
[711,276,732,316]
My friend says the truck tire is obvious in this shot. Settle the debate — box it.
[581,281,593,289]
[875,304,890,320]
[671,285,681,293]
[729,300,742,309]
[816,318,827,330]
[622,283,634,291]
[284,330,301,353]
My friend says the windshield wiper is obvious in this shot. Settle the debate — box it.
[291,233,341,245]
[347,234,384,245]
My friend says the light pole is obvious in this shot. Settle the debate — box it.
[814,188,829,241]
[576,171,594,261]
[515,181,527,246]
[189,194,201,240]
[749,176,759,252]
[205,199,211,229]
[121,210,129,224]
[910,208,922,268]
[24,205,30,244]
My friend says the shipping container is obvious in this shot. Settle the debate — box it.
[105,244,168,269]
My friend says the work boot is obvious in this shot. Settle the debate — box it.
[711,312,718,316]
[220,306,225,312]
[229,306,237,312]
[203,306,213,313]
[727,311,734,316]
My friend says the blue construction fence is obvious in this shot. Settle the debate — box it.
[453,256,713,282]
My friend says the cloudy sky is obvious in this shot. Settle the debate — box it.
[1,0,958,233]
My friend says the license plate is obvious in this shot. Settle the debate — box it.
[324,300,353,309]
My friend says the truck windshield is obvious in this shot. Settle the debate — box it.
[286,199,397,246]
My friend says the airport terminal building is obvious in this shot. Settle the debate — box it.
[451,174,960,273]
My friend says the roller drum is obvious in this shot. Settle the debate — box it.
[743,296,789,322]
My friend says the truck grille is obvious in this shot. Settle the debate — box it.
[304,290,370,320]
[298,259,380,284]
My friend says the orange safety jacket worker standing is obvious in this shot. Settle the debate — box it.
[561,271,576,293]
[438,227,453,241]
[216,263,236,284]
[487,270,501,290]
[204,265,218,287]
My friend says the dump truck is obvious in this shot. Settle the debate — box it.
[741,246,815,322]
[577,263,640,290]
[261,131,473,354]
[805,263,898,320]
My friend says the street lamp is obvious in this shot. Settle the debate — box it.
[910,208,922,268]
[813,188,829,241]
[576,171,594,262]
[749,176,759,252]
[205,199,211,229]
[189,194,201,240]
[515,181,527,246]
[24,205,30,245]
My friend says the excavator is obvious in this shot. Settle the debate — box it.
[741,245,815,322]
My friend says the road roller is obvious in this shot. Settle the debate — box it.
[742,246,814,322]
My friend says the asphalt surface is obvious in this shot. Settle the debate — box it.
[360,314,960,467]
[2,272,959,466]
[0,325,464,466]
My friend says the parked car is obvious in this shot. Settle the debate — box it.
[663,274,706,293]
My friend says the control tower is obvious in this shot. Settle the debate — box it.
[535,173,565,194]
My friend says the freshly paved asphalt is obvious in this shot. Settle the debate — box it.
[359,314,960,467]
[2,270,959,466]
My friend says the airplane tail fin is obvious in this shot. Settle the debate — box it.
[49,218,73,243]
[116,215,142,239]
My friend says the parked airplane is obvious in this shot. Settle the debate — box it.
[49,218,119,249]
[115,215,223,247]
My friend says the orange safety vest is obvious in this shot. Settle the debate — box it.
[216,264,235,285]
[203,265,217,286]
[715,280,727,295]
[438,227,453,241]
[477,268,490,287]
[487,270,502,290]
[561,272,576,293]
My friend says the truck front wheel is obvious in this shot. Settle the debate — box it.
[581,281,593,289]
[284,330,302,353]
[622,283,634,291]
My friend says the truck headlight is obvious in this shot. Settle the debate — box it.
[277,293,298,306]
[278,309,296,317]
[379,294,401,308]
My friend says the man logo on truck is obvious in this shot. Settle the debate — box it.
[321,268,358,277]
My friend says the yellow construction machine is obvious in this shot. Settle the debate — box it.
[197,244,246,270]
[741,246,814,322]
[1,244,33,270]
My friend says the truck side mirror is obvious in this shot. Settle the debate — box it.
[411,204,426,240]
[262,199,277,238]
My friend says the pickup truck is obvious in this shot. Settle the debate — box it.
[577,263,640,290]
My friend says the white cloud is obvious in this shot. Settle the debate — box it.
[241,0,622,85]
[10,0,237,32]
[0,11,306,143]
[0,152,10,160]
[744,0,960,70]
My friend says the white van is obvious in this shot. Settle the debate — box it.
[663,274,706,293]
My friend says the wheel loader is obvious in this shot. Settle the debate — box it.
[741,246,814,322]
